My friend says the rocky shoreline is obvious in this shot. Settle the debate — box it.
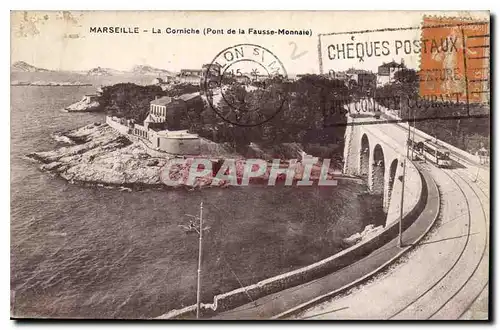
[25,123,248,191]
[65,94,102,112]
[25,123,183,190]
[26,122,340,191]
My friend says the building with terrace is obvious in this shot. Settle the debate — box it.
[106,92,202,155]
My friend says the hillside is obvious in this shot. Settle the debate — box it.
[131,65,175,77]
[11,61,50,72]
[11,61,176,80]
[86,67,125,76]
[85,65,175,77]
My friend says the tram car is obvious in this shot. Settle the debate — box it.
[413,139,452,167]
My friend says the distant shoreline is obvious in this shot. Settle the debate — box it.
[11,81,93,87]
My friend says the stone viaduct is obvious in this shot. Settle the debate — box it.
[343,115,423,227]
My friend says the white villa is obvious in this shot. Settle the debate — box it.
[106,92,202,155]
[377,59,406,86]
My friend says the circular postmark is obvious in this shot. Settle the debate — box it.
[203,44,288,127]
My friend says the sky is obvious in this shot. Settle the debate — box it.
[11,11,489,74]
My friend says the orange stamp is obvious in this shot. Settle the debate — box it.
[419,16,490,107]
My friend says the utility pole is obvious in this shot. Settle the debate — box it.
[196,201,203,319]
[411,106,416,161]
[399,150,408,248]
[181,201,207,319]
[398,98,410,248]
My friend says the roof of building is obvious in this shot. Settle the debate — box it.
[180,75,201,79]
[346,68,374,75]
[155,129,199,139]
[379,60,405,68]
[424,139,449,152]
[180,69,202,75]
[202,63,222,69]
[144,113,165,123]
[177,92,201,102]
[150,96,172,106]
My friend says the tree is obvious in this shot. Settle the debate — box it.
[100,83,166,122]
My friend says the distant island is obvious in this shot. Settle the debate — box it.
[11,61,176,77]
[11,80,93,87]
[11,61,51,73]
[85,65,175,77]
[10,61,179,88]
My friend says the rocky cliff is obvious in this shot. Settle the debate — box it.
[25,123,338,191]
[65,95,102,112]
[26,123,173,188]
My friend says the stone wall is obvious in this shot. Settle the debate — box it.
[157,136,201,155]
[105,116,130,135]
[343,116,361,175]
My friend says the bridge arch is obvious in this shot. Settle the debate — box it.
[371,144,385,196]
[387,158,399,210]
[359,134,370,178]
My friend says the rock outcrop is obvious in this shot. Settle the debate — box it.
[65,94,101,112]
[25,123,223,190]
[342,224,384,246]
[86,67,113,76]
[26,123,339,191]
[26,123,171,188]
[132,65,175,76]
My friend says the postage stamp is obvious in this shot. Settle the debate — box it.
[419,17,490,106]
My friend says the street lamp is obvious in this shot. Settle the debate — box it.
[180,201,209,319]
[398,114,411,249]
[398,157,406,248]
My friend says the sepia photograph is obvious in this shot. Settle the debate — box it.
[10,10,490,320]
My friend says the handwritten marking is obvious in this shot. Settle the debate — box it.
[289,41,308,60]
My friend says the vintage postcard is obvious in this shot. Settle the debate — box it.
[10,10,490,320]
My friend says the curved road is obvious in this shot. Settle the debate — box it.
[291,121,489,320]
